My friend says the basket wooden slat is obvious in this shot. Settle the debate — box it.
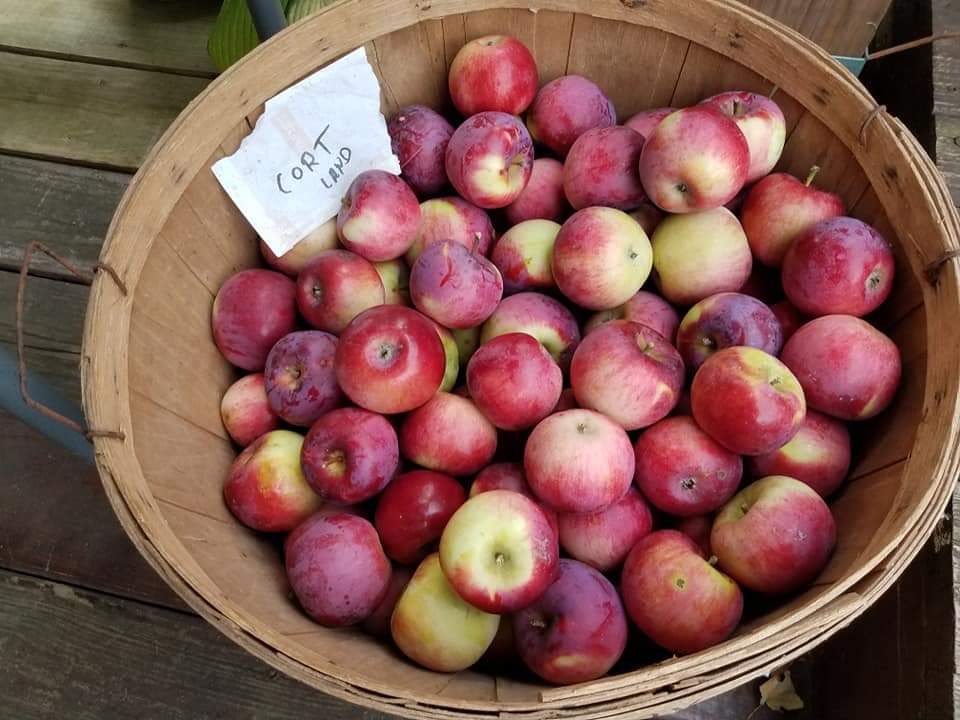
[81,1,960,717]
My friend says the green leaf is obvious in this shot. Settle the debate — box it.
[286,0,340,23]
[207,0,294,72]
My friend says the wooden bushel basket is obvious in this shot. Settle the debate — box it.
[82,1,960,717]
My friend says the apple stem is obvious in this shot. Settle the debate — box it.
[768,84,780,100]
[529,617,547,629]
[732,98,743,117]
[471,232,482,256]
[708,555,719,567]
[804,165,821,187]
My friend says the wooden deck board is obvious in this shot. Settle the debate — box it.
[0,155,129,279]
[0,0,219,76]
[0,52,208,170]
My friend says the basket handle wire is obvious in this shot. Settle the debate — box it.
[16,242,126,442]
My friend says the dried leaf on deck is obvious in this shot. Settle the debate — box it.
[759,670,804,712]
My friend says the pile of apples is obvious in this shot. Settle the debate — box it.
[212,35,902,684]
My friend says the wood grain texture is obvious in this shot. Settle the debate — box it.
[740,0,892,55]
[0,154,129,279]
[0,410,182,609]
[0,0,218,76]
[0,52,207,170]
[936,115,960,206]
[0,569,392,720]
[933,0,960,118]
[0,269,86,407]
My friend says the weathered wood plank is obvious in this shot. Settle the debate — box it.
[936,116,960,206]
[0,410,183,609]
[0,269,87,407]
[741,0,892,56]
[0,52,208,170]
[0,0,219,76]
[933,0,960,118]
[0,568,392,720]
[0,154,129,279]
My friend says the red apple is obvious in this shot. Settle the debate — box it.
[439,489,559,613]
[692,347,805,455]
[373,258,410,306]
[780,314,900,420]
[388,105,454,197]
[480,292,580,370]
[700,91,786,183]
[672,514,714,557]
[513,559,627,684]
[491,219,561,294]
[410,239,503,328]
[448,35,538,116]
[712,475,836,593]
[571,320,684,430]
[525,409,635,513]
[676,292,783,371]
[296,249,385,334]
[556,487,653,572]
[391,553,500,672]
[583,289,680,341]
[526,75,616,157]
[406,196,494,263]
[361,566,413,637]
[445,111,534,209]
[220,373,278,447]
[374,470,466,565]
[301,407,399,504]
[740,168,845,267]
[400,392,497,476]
[553,207,652,310]
[470,462,559,538]
[259,219,338,276]
[652,207,753,305]
[771,301,805,341]
[264,331,342,427]
[748,410,851,497]
[335,305,445,414]
[639,106,749,213]
[622,530,743,654]
[336,170,421,261]
[552,388,578,413]
[563,126,647,210]
[467,333,562,431]
[212,269,296,371]
[782,216,895,317]
[285,512,391,626]
[503,157,569,225]
[624,107,675,140]
[223,430,321,532]
[633,416,743,516]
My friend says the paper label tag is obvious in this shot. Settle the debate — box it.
[212,47,401,257]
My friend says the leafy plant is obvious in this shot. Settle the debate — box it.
[208,0,339,71]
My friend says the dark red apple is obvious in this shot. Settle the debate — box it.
[212,269,296,371]
[285,512,391,627]
[410,239,504,329]
[301,407,399,504]
[388,105,454,197]
[676,292,783,371]
[264,331,342,427]
[374,470,466,565]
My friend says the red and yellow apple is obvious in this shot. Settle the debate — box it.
[374,258,410,306]
[556,487,653,572]
[712,475,836,594]
[296,249,385,333]
[220,373,278,447]
[448,35,538,116]
[491,219,560,294]
[563,126,647,210]
[583,289,680,341]
[410,239,504,328]
[553,207,652,310]
[337,170,420,261]
[526,75,616,157]
[439,489,559,613]
[480,291,581,370]
[700,91,786,183]
[676,292,783,371]
[400,392,497,476]
[691,346,805,455]
[406,196,495,263]
[624,107,675,140]
[259,219,338,276]
[504,157,569,225]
